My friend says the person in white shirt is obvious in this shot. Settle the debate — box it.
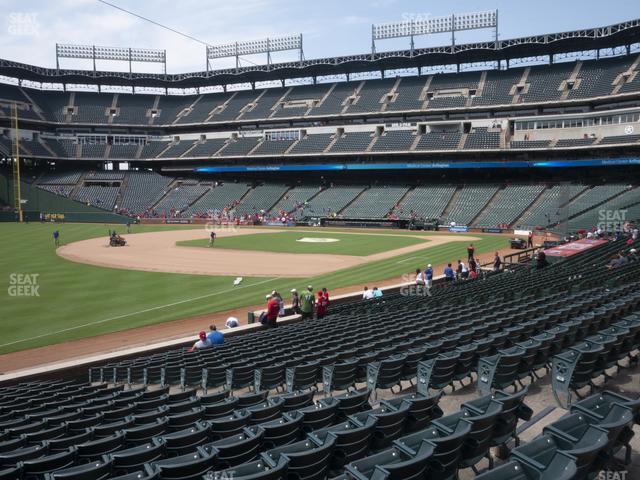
[191,331,212,351]
[362,286,374,300]
[415,269,426,286]
[225,317,239,328]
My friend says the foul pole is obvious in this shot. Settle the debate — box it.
[11,103,22,222]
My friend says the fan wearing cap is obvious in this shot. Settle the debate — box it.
[425,264,433,288]
[299,285,316,320]
[190,331,213,352]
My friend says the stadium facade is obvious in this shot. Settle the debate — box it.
[1,18,640,232]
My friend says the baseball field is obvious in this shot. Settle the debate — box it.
[0,222,510,357]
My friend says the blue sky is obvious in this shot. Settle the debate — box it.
[2,0,640,74]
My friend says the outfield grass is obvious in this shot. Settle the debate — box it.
[0,223,507,354]
[177,231,429,256]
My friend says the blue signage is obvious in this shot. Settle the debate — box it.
[194,157,640,173]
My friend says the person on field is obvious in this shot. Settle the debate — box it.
[53,230,60,247]
[467,243,475,261]
[209,231,216,247]
[207,325,224,345]
[266,294,280,328]
[316,291,328,319]
[299,286,315,320]
[191,331,212,351]
[527,231,534,248]
[225,317,239,328]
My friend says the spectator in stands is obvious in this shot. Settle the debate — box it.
[617,251,629,266]
[469,257,477,273]
[316,291,328,319]
[373,287,383,298]
[362,286,375,300]
[290,289,300,314]
[493,252,502,272]
[469,268,478,280]
[415,268,426,287]
[225,317,239,328]
[425,264,433,289]
[207,325,224,345]
[322,287,330,305]
[629,248,638,261]
[459,260,469,279]
[444,263,455,282]
[299,286,315,320]
[190,331,212,351]
[272,290,285,317]
[265,294,280,328]
[467,243,475,261]
[536,251,549,270]
[607,254,622,269]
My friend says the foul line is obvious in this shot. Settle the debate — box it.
[0,277,277,348]
[395,256,424,264]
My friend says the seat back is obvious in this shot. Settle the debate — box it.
[416,351,460,394]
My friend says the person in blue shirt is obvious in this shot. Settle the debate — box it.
[372,287,383,298]
[425,264,433,288]
[53,230,60,247]
[444,263,455,282]
[207,325,224,345]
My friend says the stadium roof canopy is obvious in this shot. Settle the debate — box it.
[1,18,639,89]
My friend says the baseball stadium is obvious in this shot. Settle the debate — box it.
[1,1,640,479]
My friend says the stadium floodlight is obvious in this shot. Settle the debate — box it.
[206,34,303,73]
[371,10,498,55]
[56,43,166,73]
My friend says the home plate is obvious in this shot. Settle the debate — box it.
[296,237,340,243]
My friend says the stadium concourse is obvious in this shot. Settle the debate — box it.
[1,10,640,480]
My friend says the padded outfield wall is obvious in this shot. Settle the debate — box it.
[0,173,129,223]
